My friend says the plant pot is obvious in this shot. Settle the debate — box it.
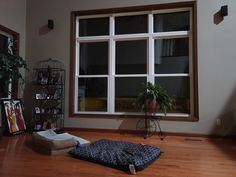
[147,100,160,113]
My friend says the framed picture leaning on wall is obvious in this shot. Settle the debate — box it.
[1,99,26,135]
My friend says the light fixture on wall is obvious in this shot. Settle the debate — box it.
[220,5,228,18]
[48,19,54,29]
[214,5,228,25]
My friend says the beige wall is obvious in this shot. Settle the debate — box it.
[0,0,26,59]
[25,0,236,135]
[0,0,27,97]
[0,0,26,126]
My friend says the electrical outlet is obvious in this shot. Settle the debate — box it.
[216,118,221,126]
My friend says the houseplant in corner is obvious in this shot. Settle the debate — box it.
[0,53,28,98]
[136,82,172,139]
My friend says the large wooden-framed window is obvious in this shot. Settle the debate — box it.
[69,1,198,121]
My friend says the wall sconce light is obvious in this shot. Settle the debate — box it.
[48,19,54,29]
[220,5,228,18]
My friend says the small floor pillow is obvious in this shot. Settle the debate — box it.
[32,129,90,155]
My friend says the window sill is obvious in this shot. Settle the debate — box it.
[69,112,199,121]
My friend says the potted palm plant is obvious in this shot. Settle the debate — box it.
[0,53,28,98]
[136,82,172,114]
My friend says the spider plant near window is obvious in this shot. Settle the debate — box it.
[136,82,172,115]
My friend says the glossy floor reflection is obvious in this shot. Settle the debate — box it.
[0,131,236,177]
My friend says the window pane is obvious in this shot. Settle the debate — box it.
[155,77,190,113]
[116,40,147,74]
[78,78,107,112]
[115,77,146,112]
[115,15,148,34]
[79,17,109,36]
[80,42,108,75]
[154,11,189,32]
[155,38,189,74]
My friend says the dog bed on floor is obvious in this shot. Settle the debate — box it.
[69,139,161,173]
[32,129,90,155]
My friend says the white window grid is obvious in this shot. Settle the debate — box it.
[74,8,193,117]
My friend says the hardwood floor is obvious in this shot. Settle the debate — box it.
[0,131,236,177]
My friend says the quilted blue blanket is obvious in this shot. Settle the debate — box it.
[69,139,161,173]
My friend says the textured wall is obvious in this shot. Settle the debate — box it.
[0,0,26,59]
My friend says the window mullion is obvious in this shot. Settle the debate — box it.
[148,13,154,83]
[153,31,189,39]
[76,19,80,76]
[74,76,79,113]
[76,41,80,76]
[75,19,80,113]
[108,16,115,114]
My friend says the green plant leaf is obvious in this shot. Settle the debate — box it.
[135,82,172,114]
[0,53,28,96]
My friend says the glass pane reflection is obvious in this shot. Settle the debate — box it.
[116,40,147,74]
[155,77,190,113]
[115,15,148,34]
[80,42,108,75]
[115,77,146,112]
[155,38,189,74]
[79,17,109,36]
[78,78,107,112]
[154,11,190,32]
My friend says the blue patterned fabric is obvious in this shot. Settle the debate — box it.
[69,139,161,172]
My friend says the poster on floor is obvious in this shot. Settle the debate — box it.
[1,99,26,135]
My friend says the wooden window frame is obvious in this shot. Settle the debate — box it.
[69,1,198,121]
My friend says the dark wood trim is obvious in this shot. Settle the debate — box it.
[192,2,199,121]
[73,1,196,16]
[69,1,199,121]
[0,24,19,37]
[69,12,77,117]
[0,24,20,98]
